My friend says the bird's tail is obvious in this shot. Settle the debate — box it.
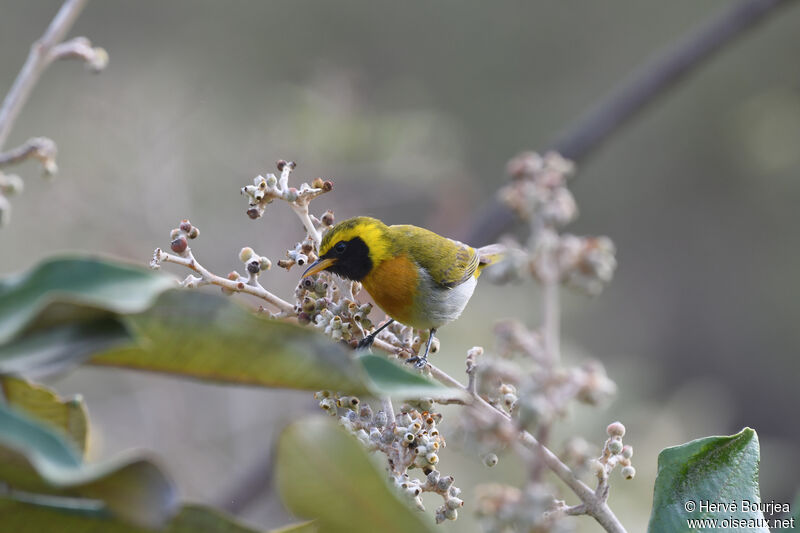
[476,243,506,273]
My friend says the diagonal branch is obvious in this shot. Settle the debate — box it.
[464,0,793,246]
[0,137,57,173]
[0,0,90,149]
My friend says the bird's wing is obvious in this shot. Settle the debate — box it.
[391,225,479,288]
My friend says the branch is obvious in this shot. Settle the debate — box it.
[464,0,791,246]
[0,0,90,149]
[0,137,57,173]
[426,361,626,532]
[152,247,295,314]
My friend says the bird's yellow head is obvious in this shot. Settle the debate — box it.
[302,216,391,281]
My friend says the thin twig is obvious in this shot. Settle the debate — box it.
[424,361,626,533]
[464,0,792,247]
[154,248,295,314]
[0,137,56,170]
[289,202,322,245]
[0,0,90,149]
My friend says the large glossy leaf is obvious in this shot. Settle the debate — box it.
[0,499,264,533]
[648,427,768,533]
[0,404,177,528]
[0,257,460,398]
[0,320,131,378]
[0,256,175,344]
[0,376,88,454]
[358,354,466,401]
[270,521,317,533]
[90,290,370,394]
[276,417,435,533]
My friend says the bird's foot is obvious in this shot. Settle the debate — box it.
[405,355,428,369]
[357,334,375,351]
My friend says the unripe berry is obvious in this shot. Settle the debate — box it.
[436,476,453,492]
[607,421,626,438]
[0,174,23,195]
[321,210,335,226]
[483,453,498,467]
[259,256,272,270]
[239,247,255,262]
[621,445,633,459]
[314,280,328,296]
[503,393,517,408]
[312,177,325,189]
[170,228,181,240]
[446,497,463,510]
[188,226,200,239]
[499,384,516,395]
[170,236,188,254]
[621,465,636,480]
[426,452,439,464]
[608,439,623,455]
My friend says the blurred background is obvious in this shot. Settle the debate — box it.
[1,1,799,531]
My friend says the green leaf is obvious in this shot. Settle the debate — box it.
[0,319,131,377]
[648,427,769,533]
[0,376,89,454]
[276,417,435,533]
[358,354,466,401]
[0,256,175,345]
[1,256,460,399]
[0,404,177,528]
[0,499,263,532]
[269,521,317,533]
[90,290,370,394]
[90,291,459,397]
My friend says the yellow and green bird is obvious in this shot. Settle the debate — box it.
[302,216,503,367]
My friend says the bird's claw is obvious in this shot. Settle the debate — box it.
[406,356,428,369]
[357,335,375,351]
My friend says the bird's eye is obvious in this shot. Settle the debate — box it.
[335,241,347,254]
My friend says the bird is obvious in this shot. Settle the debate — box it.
[302,216,504,368]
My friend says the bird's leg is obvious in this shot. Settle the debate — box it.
[357,318,395,350]
[407,328,436,368]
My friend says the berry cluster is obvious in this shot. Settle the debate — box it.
[595,421,635,482]
[314,392,464,523]
[296,274,374,344]
[488,150,617,296]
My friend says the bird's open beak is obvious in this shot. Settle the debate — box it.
[302,257,337,278]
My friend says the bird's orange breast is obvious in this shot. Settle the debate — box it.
[361,254,418,326]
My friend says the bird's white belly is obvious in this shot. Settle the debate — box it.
[416,271,477,329]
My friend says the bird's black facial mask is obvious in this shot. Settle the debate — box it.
[322,237,372,281]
